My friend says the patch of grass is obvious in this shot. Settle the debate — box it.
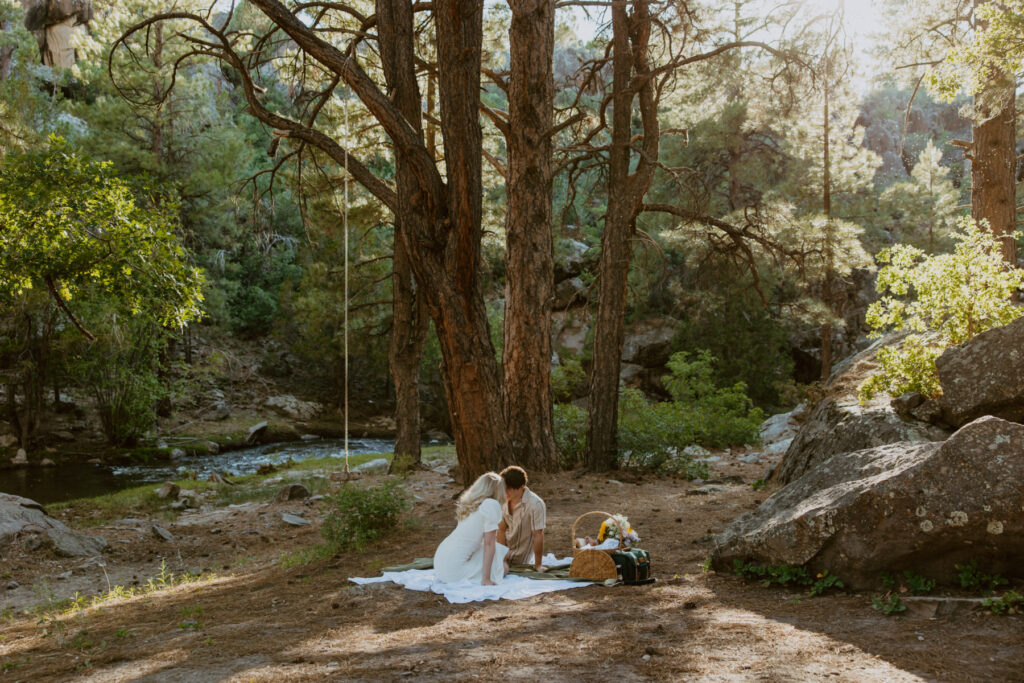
[280,544,334,569]
[114,626,133,639]
[750,478,768,491]
[31,562,217,619]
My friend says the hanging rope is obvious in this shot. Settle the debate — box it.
[343,92,351,474]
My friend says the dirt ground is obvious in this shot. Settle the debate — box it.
[1,451,1021,682]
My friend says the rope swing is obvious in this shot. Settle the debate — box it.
[343,92,351,475]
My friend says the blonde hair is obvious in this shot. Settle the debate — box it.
[456,472,506,521]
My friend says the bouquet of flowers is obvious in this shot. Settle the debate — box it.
[598,514,640,548]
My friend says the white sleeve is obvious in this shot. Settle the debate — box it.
[480,498,501,533]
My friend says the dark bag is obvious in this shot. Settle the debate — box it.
[611,548,654,585]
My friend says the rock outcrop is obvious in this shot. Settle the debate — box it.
[712,417,1024,588]
[0,492,106,557]
[936,316,1024,427]
[775,334,948,484]
[265,395,322,422]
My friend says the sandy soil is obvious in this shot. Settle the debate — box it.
[1,453,1021,682]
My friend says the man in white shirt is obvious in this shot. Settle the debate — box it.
[496,466,547,572]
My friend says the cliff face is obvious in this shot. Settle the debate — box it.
[19,0,92,68]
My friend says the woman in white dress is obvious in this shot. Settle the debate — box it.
[433,472,509,585]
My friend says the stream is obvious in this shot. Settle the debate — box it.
[0,438,394,505]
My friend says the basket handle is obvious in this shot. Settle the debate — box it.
[570,510,624,550]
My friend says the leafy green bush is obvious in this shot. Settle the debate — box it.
[955,559,1009,593]
[66,312,168,447]
[860,219,1024,402]
[553,403,587,468]
[732,560,844,595]
[982,591,1023,615]
[320,480,410,551]
[551,355,586,402]
[872,592,907,616]
[551,350,762,473]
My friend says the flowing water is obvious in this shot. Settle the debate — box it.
[0,438,394,505]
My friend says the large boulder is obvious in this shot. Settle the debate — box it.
[621,317,677,368]
[265,395,322,422]
[0,493,106,557]
[712,417,1024,589]
[775,335,947,484]
[936,316,1024,427]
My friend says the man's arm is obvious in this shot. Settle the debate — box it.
[532,529,546,571]
[497,520,508,546]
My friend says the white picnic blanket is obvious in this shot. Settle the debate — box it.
[349,554,586,604]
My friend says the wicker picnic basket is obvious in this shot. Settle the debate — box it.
[568,511,623,580]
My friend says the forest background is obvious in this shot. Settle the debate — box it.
[1,0,1015,483]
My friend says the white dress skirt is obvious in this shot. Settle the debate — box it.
[433,498,509,584]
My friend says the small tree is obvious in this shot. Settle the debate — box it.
[0,136,204,445]
[881,141,961,253]
[859,219,1024,401]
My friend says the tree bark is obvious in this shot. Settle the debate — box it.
[820,86,833,382]
[971,81,1017,265]
[585,0,657,470]
[502,0,557,471]
[378,0,428,468]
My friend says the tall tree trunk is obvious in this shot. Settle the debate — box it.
[430,0,508,480]
[389,233,428,468]
[377,0,428,468]
[971,81,1017,265]
[250,0,508,483]
[585,0,657,470]
[502,0,557,471]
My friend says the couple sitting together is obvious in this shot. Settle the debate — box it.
[433,466,547,586]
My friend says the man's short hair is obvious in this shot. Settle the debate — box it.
[499,465,528,489]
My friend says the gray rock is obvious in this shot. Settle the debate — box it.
[621,317,677,367]
[910,399,945,425]
[197,441,219,455]
[892,392,926,418]
[275,484,311,502]
[208,400,231,421]
[552,277,587,310]
[39,458,55,467]
[169,448,186,460]
[739,453,762,464]
[687,484,729,496]
[763,438,792,456]
[53,430,74,442]
[151,524,175,542]
[1,492,105,557]
[281,513,312,527]
[246,421,268,445]
[551,309,591,358]
[776,395,947,485]
[156,482,180,500]
[353,458,390,474]
[712,416,1024,588]
[57,570,72,580]
[47,528,108,557]
[936,316,1024,426]
[759,405,806,445]
[6,581,18,590]
[265,395,322,421]
[11,449,27,465]
[0,434,17,448]
[554,238,590,280]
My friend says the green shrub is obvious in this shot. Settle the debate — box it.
[733,560,844,595]
[66,312,168,447]
[955,559,1008,593]
[860,219,1024,402]
[982,591,1023,615]
[320,480,410,551]
[553,403,587,468]
[550,350,762,473]
[872,592,906,616]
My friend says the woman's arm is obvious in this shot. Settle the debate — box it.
[481,530,497,585]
